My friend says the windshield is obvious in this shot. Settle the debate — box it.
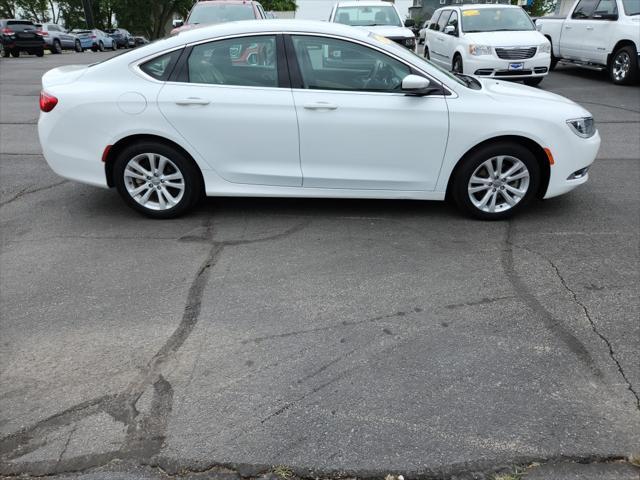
[187,3,255,24]
[461,8,534,32]
[622,0,640,14]
[335,5,402,27]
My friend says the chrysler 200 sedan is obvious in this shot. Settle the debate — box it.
[38,20,600,220]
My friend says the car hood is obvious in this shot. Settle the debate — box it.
[462,30,545,46]
[481,78,591,115]
[355,25,414,39]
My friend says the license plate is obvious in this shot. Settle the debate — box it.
[509,62,524,71]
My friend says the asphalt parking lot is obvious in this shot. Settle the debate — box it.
[1,52,639,480]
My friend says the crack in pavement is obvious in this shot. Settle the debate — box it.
[501,221,603,379]
[0,217,312,476]
[513,241,640,411]
[0,181,68,208]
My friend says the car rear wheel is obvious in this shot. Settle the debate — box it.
[451,142,540,220]
[75,40,82,52]
[610,45,638,85]
[10,49,19,58]
[52,39,62,54]
[114,142,203,219]
[424,46,430,59]
[98,41,105,52]
[34,48,44,57]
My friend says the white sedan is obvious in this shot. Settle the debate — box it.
[38,20,599,220]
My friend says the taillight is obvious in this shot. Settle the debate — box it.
[2,27,14,35]
[37,29,48,36]
[40,91,58,113]
[91,34,96,39]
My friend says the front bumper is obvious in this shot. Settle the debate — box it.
[544,129,600,199]
[463,53,551,79]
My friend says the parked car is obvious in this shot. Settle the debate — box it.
[0,19,45,57]
[134,36,150,47]
[418,19,430,44]
[171,0,267,35]
[536,0,639,85]
[424,4,551,86]
[87,29,116,51]
[68,30,95,51]
[329,1,417,51]
[35,23,83,53]
[38,20,599,220]
[106,28,134,49]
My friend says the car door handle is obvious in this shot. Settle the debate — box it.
[175,98,210,106]
[303,102,338,111]
[586,26,594,30]
[564,25,572,29]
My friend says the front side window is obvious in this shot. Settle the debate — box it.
[461,7,534,32]
[437,10,452,31]
[572,0,599,17]
[622,0,640,14]
[291,35,411,92]
[187,3,256,24]
[429,11,442,29]
[334,5,402,26]
[188,35,277,87]
[447,11,459,30]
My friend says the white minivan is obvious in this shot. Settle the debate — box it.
[424,4,551,86]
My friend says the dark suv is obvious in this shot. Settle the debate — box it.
[0,19,45,57]
[106,28,134,49]
[171,0,267,35]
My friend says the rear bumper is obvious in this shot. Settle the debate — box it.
[2,38,44,49]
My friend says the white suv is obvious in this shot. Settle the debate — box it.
[424,4,551,86]
[329,1,417,51]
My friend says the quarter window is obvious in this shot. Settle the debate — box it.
[291,35,411,92]
[140,49,182,81]
[437,10,452,31]
[572,0,599,18]
[187,35,277,87]
[593,0,618,16]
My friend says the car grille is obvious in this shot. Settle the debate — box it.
[495,47,537,60]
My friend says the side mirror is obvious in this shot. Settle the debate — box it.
[173,20,184,28]
[402,74,432,95]
[444,25,457,35]
[404,18,416,28]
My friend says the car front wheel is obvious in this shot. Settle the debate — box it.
[451,142,540,220]
[114,142,203,219]
[610,45,638,85]
[75,40,82,52]
[452,54,463,74]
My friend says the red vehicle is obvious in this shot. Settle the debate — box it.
[171,0,267,36]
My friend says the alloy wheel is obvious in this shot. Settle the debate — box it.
[467,155,530,214]
[613,51,630,82]
[123,153,185,211]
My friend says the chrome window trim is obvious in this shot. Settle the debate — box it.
[131,31,458,96]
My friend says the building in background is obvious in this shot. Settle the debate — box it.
[409,0,517,22]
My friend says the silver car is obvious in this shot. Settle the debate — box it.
[35,24,83,53]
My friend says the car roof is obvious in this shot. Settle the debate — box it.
[193,0,260,4]
[447,3,521,8]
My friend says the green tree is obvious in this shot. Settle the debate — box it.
[111,0,192,39]
[0,0,17,18]
[261,0,296,11]
[14,0,50,21]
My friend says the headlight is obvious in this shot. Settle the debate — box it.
[567,117,596,138]
[539,42,551,54]
[404,37,416,47]
[469,44,492,56]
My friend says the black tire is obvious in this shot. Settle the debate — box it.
[452,54,463,74]
[34,48,44,57]
[98,41,105,52]
[451,142,540,221]
[111,41,116,51]
[609,45,638,85]
[52,39,62,54]
[10,49,19,58]
[523,77,544,87]
[424,46,430,60]
[0,44,8,57]
[75,40,82,52]
[113,142,203,219]
[546,36,558,71]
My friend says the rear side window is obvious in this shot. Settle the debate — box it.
[140,49,182,81]
[593,0,618,16]
[572,0,599,17]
